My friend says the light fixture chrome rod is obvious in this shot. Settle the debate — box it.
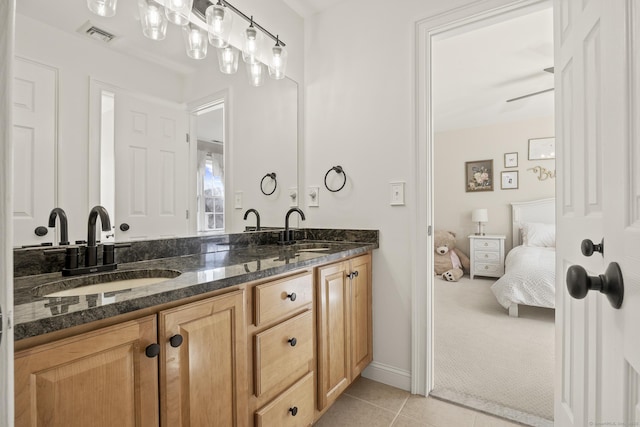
[219,0,286,46]
[506,88,554,103]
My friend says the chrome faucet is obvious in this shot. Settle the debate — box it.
[282,208,305,245]
[48,207,69,245]
[85,206,112,267]
[243,209,261,231]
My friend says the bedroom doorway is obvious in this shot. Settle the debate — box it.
[429,2,556,426]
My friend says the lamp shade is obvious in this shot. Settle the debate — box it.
[472,208,488,223]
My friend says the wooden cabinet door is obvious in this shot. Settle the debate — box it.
[159,290,248,427]
[316,261,350,410]
[349,254,373,379]
[14,316,159,427]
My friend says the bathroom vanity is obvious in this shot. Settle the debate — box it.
[12,229,377,426]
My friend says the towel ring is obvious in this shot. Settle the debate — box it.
[324,166,347,192]
[260,172,277,196]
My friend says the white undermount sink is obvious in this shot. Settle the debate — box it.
[33,269,182,298]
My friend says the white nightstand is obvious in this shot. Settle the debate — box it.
[468,235,506,279]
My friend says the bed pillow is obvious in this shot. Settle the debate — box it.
[521,222,555,247]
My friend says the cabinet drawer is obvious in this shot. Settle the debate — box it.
[255,372,314,427]
[474,251,499,262]
[474,239,500,250]
[474,263,501,275]
[255,310,313,396]
[255,272,313,326]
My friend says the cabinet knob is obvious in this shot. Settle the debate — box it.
[145,343,160,358]
[169,334,184,348]
[287,292,297,301]
[288,337,297,347]
[347,271,359,279]
[289,407,298,416]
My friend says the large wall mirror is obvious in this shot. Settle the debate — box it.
[13,0,298,247]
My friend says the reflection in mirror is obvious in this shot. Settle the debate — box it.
[13,0,298,246]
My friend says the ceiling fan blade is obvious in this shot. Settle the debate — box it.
[506,87,554,103]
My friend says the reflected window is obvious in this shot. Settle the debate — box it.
[196,102,224,231]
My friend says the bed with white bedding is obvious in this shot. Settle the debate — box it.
[490,198,556,317]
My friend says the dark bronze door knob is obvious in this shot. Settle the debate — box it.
[581,238,604,257]
[566,262,624,309]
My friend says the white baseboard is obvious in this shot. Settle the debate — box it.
[361,361,412,392]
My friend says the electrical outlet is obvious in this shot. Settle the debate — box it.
[289,187,298,207]
[308,186,319,207]
[234,192,243,209]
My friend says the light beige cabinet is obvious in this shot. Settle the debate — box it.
[316,253,373,410]
[15,290,247,427]
[15,316,160,427]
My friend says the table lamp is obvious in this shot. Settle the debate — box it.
[472,208,488,235]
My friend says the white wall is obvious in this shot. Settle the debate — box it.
[435,116,555,256]
[303,0,477,388]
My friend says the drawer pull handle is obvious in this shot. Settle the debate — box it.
[485,254,488,258]
[287,292,297,301]
[484,243,488,246]
[288,337,297,347]
[289,407,298,416]
[169,334,183,348]
[145,343,160,358]
[484,266,489,270]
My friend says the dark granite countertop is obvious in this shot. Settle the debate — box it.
[14,240,377,341]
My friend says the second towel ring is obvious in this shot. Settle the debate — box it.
[324,166,347,192]
[261,172,277,196]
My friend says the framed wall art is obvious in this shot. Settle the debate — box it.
[504,152,518,168]
[528,137,555,160]
[501,171,519,189]
[465,159,494,192]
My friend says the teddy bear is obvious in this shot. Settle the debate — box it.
[434,230,471,281]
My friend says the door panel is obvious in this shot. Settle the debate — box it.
[12,58,56,246]
[114,92,188,240]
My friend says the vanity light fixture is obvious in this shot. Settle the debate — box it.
[165,0,193,26]
[138,0,168,41]
[182,23,208,59]
[268,36,287,80]
[206,1,233,48]
[217,45,239,74]
[87,0,117,17]
[241,16,263,64]
[246,61,266,87]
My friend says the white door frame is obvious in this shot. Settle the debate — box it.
[0,0,15,425]
[412,0,552,395]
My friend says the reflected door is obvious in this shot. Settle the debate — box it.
[12,58,56,246]
[114,92,188,240]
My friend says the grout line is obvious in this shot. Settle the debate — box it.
[388,395,411,426]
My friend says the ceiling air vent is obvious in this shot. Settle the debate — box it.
[77,21,117,43]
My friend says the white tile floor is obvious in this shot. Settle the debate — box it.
[314,377,524,427]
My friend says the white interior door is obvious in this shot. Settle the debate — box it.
[555,0,640,425]
[114,92,188,240]
[12,57,56,247]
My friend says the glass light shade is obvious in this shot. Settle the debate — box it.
[268,44,288,80]
[165,0,192,26]
[206,3,232,48]
[216,46,239,74]
[242,26,263,64]
[182,24,208,59]
[87,0,117,17]
[138,0,168,41]
[246,61,265,87]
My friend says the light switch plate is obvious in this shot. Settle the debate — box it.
[234,192,243,209]
[289,187,298,207]
[390,182,405,206]
[308,186,320,207]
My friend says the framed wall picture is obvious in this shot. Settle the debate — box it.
[501,171,519,189]
[504,152,518,168]
[528,137,555,160]
[465,159,494,192]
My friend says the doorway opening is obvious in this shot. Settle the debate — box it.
[428,2,555,426]
[192,100,225,233]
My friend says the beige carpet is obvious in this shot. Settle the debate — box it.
[433,276,554,425]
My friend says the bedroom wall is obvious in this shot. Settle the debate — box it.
[434,115,556,257]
